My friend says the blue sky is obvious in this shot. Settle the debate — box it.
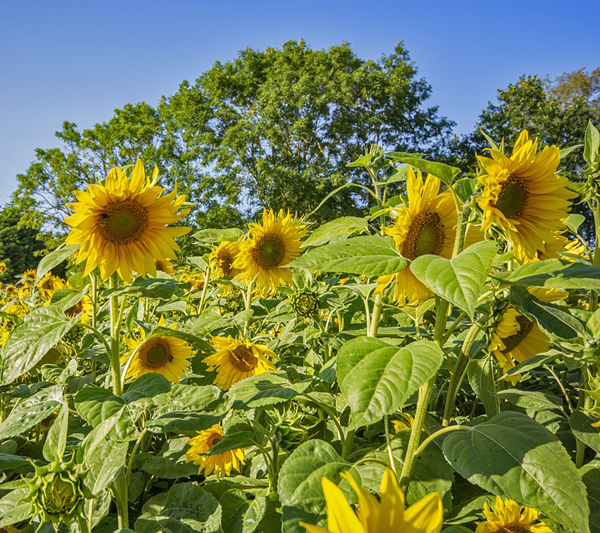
[1,0,599,205]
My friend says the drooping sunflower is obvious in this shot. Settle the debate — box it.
[186,424,246,478]
[204,337,277,390]
[65,159,190,282]
[376,167,482,306]
[209,241,241,278]
[488,289,562,382]
[477,130,576,263]
[122,320,193,383]
[299,468,443,533]
[233,209,307,295]
[475,496,553,533]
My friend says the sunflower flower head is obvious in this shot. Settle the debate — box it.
[376,167,482,306]
[477,130,576,263]
[204,336,278,390]
[210,241,242,278]
[186,424,246,478]
[37,273,66,301]
[233,209,307,296]
[155,258,175,275]
[19,269,37,287]
[65,160,190,282]
[475,496,553,533]
[300,468,443,533]
[122,319,193,383]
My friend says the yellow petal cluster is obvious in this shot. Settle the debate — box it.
[186,424,246,478]
[476,496,553,533]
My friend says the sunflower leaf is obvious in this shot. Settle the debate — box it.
[278,440,350,533]
[290,235,406,276]
[303,216,369,247]
[569,411,600,455]
[442,412,590,533]
[35,244,79,284]
[228,371,311,409]
[337,338,443,429]
[410,241,498,317]
[383,154,462,185]
[500,259,600,290]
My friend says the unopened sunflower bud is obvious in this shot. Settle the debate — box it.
[290,289,320,318]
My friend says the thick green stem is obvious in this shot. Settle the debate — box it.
[442,318,486,426]
[368,294,383,337]
[383,415,397,475]
[590,199,600,311]
[109,274,124,397]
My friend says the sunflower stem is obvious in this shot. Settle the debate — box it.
[442,317,486,426]
[108,274,124,397]
[412,425,471,459]
[368,294,383,337]
[383,415,397,475]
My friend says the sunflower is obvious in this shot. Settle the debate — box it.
[376,167,482,305]
[233,209,307,295]
[36,273,66,300]
[477,130,575,263]
[63,295,93,324]
[20,270,37,287]
[186,424,246,478]
[122,319,193,383]
[65,159,190,282]
[203,337,277,390]
[538,231,588,261]
[488,288,563,383]
[475,496,553,533]
[299,468,443,533]
[392,413,415,433]
[209,241,241,278]
[155,258,175,275]
[0,262,6,275]
[180,271,205,293]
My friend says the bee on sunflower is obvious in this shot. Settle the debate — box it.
[477,130,576,263]
[65,159,190,282]
[299,468,443,533]
[186,424,246,478]
[122,318,193,383]
[233,209,307,296]
[475,496,553,533]
[376,167,482,305]
[203,337,277,390]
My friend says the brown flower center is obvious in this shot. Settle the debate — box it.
[65,301,83,318]
[219,251,235,276]
[252,235,285,268]
[230,344,258,372]
[502,315,534,353]
[402,212,446,260]
[139,337,173,369]
[206,432,225,449]
[497,526,529,533]
[98,200,149,244]
[494,176,528,220]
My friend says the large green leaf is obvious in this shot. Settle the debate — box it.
[278,440,350,533]
[0,385,63,439]
[303,217,369,247]
[193,228,244,244]
[337,338,443,429]
[584,119,600,165]
[501,259,600,290]
[410,241,498,316]
[0,307,79,385]
[290,236,406,276]
[103,277,180,299]
[581,460,600,533]
[509,286,584,340]
[135,482,222,533]
[228,371,311,409]
[35,244,79,283]
[570,411,600,455]
[443,412,590,532]
[0,488,33,528]
[384,154,462,185]
[43,403,69,463]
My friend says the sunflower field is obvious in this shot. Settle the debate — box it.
[1,123,600,533]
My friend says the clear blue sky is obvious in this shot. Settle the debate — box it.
[1,0,599,205]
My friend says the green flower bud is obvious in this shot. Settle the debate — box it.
[290,289,320,318]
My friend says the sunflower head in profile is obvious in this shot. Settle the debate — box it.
[122,320,193,383]
[477,130,576,264]
[488,289,562,383]
[475,496,553,533]
[186,424,246,478]
[376,167,482,306]
[20,269,37,287]
[63,294,93,324]
[233,209,307,295]
[209,241,241,278]
[203,336,277,390]
[155,258,175,275]
[65,159,190,282]
[299,468,443,533]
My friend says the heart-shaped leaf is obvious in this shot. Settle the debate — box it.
[337,338,443,429]
[410,241,497,316]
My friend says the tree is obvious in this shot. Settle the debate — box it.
[0,204,49,282]
[11,40,453,244]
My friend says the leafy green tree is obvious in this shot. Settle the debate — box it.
[0,204,49,282]
[11,40,452,244]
